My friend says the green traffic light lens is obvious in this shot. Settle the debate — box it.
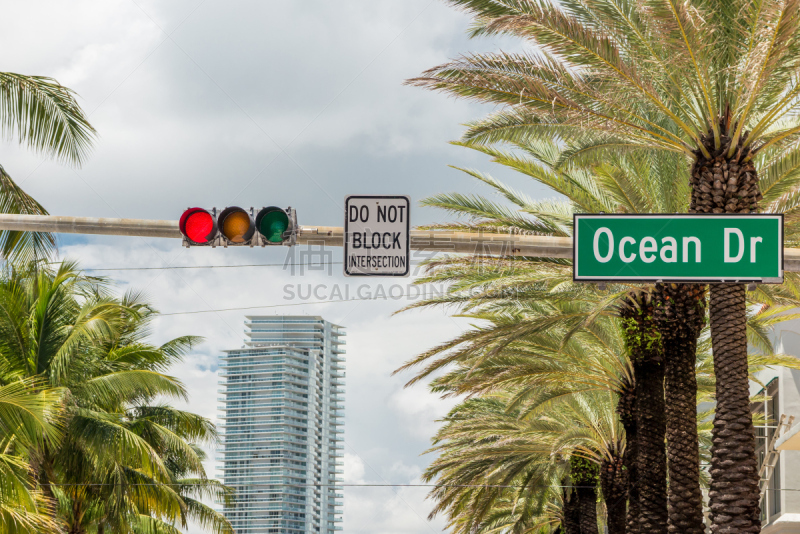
[259,210,289,243]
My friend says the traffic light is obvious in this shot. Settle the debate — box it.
[179,206,297,247]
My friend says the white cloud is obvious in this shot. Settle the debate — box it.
[5,2,531,532]
[389,385,459,441]
[61,237,465,532]
[344,483,446,534]
[344,452,367,484]
[1,0,528,224]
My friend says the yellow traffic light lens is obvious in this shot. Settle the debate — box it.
[222,211,251,243]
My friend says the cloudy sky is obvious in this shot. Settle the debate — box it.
[1,2,543,532]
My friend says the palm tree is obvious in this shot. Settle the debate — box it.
[409,2,800,530]
[424,389,623,534]
[398,144,696,531]
[0,261,231,533]
[127,406,233,534]
[398,141,800,532]
[405,296,641,532]
[0,378,63,534]
[407,306,796,533]
[616,289,667,534]
[0,73,96,262]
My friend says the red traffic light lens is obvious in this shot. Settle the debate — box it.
[180,208,217,244]
[218,207,255,244]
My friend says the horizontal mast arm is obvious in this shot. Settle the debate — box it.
[0,214,796,271]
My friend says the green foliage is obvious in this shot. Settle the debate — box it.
[0,73,95,166]
[397,116,800,534]
[0,73,97,264]
[0,164,55,264]
[620,315,662,357]
[0,261,231,534]
[423,390,620,533]
[413,0,800,161]
[569,455,600,485]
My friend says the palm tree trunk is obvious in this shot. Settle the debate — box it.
[708,284,761,533]
[655,283,706,534]
[563,487,581,534]
[635,356,668,534]
[619,290,668,534]
[570,456,600,534]
[577,485,599,534]
[32,444,57,503]
[690,130,762,533]
[601,453,628,534]
[618,380,639,534]
[624,425,639,534]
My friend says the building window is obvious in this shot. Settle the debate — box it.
[753,378,780,520]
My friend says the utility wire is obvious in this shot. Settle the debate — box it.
[81,262,344,272]
[159,293,426,316]
[36,482,798,491]
[25,483,620,490]
[78,260,425,272]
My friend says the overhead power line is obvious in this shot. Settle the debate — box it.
[35,482,800,491]
[159,293,422,316]
[78,260,429,272]
[81,262,344,272]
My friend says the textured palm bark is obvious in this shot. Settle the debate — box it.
[635,357,668,533]
[708,284,761,533]
[623,428,639,534]
[601,453,628,534]
[577,485,599,534]
[655,283,707,534]
[689,132,761,216]
[618,290,668,534]
[690,124,762,533]
[563,488,581,534]
[570,456,600,534]
[617,381,639,534]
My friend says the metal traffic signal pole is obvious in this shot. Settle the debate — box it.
[1,213,799,272]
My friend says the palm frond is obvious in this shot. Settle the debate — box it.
[0,73,95,166]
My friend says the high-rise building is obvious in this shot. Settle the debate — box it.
[219,315,345,533]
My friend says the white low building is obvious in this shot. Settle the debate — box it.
[753,322,800,533]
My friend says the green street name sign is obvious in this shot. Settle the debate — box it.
[573,214,783,283]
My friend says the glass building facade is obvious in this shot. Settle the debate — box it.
[219,316,345,533]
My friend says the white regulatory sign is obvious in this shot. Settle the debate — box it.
[344,195,410,277]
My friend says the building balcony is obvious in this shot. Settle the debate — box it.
[247,328,324,334]
[245,316,323,323]
[220,367,310,377]
[221,385,310,396]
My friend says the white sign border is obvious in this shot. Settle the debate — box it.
[344,195,411,277]
[573,213,784,284]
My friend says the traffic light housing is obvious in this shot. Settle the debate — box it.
[179,206,297,247]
